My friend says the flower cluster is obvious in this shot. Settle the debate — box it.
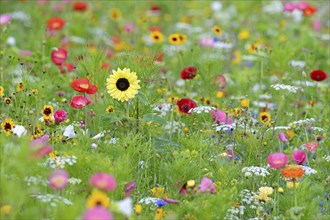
[270,84,300,93]
[241,166,270,177]
[31,194,73,207]
[43,155,77,169]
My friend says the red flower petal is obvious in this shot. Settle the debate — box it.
[310,69,327,81]
[180,66,198,80]
[51,48,67,65]
[177,98,197,114]
[47,17,65,31]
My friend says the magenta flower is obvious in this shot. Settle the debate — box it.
[0,14,12,26]
[199,177,216,194]
[125,181,136,197]
[305,142,318,152]
[83,207,113,220]
[51,48,67,65]
[210,109,232,124]
[54,109,67,124]
[216,74,227,90]
[296,1,309,10]
[292,150,307,165]
[48,170,69,189]
[164,198,179,204]
[89,173,117,191]
[123,23,136,34]
[70,95,92,109]
[267,152,289,169]
[283,2,296,12]
[278,132,288,142]
[30,134,52,158]
[20,50,33,56]
[179,183,187,195]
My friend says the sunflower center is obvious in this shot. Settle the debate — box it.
[96,200,103,206]
[116,78,130,91]
[261,115,268,121]
[4,123,12,131]
[43,108,52,115]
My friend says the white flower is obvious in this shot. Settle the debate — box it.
[12,125,27,137]
[188,106,216,114]
[301,166,317,176]
[7,36,16,46]
[270,84,300,93]
[63,125,76,139]
[323,155,330,162]
[288,118,315,127]
[68,177,82,185]
[117,197,133,217]
[31,194,73,206]
[24,176,47,186]
[91,143,97,149]
[138,197,158,205]
[92,131,106,139]
[210,1,222,11]
[290,60,306,69]
[242,166,270,177]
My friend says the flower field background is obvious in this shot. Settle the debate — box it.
[0,0,329,219]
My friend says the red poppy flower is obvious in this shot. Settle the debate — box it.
[70,78,98,94]
[70,95,92,109]
[59,63,75,74]
[180,66,198,80]
[51,48,67,65]
[177,98,197,114]
[47,17,65,31]
[310,70,327,81]
[72,1,88,12]
[303,5,316,16]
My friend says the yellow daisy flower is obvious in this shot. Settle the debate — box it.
[16,82,25,92]
[1,118,15,136]
[106,105,115,113]
[86,190,110,208]
[41,105,54,119]
[150,31,164,43]
[106,68,140,102]
[259,112,271,125]
[168,33,181,45]
[109,8,122,20]
[0,86,4,97]
[213,25,222,35]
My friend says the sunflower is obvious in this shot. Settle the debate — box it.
[0,86,4,97]
[106,68,140,102]
[168,33,181,45]
[1,118,15,136]
[86,190,110,208]
[16,82,25,92]
[41,105,54,119]
[4,97,11,105]
[106,105,115,113]
[178,34,187,44]
[150,31,164,43]
[30,123,43,140]
[213,25,222,35]
[259,112,271,125]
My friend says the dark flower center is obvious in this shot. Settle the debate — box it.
[43,108,52,115]
[4,123,12,131]
[182,105,189,111]
[116,78,130,91]
[96,200,103,206]
[172,37,177,41]
[261,115,268,121]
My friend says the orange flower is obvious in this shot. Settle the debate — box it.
[281,165,304,179]
[47,17,65,31]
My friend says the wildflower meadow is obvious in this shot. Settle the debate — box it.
[1,1,330,219]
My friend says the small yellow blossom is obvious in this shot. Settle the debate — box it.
[0,205,11,215]
[135,204,142,214]
[187,180,195,187]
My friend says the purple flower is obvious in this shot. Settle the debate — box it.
[156,199,167,207]
[267,152,289,169]
[292,150,307,165]
[125,181,136,197]
[199,177,216,194]
[163,198,179,204]
[278,132,288,142]
[89,173,117,191]
[0,14,12,26]
[83,207,113,220]
[54,109,67,125]
[48,170,69,190]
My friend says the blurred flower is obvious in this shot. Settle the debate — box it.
[54,109,67,125]
[12,125,27,137]
[199,37,214,48]
[106,105,115,113]
[210,109,232,124]
[48,169,69,190]
[216,74,227,90]
[1,118,15,136]
[70,95,92,108]
[59,63,75,74]
[41,105,54,119]
[0,14,11,26]
[310,70,327,81]
[89,173,117,191]
[0,86,4,97]
[199,177,216,194]
[278,132,288,142]
[240,99,249,108]
[213,25,222,35]
[135,204,142,214]
[168,33,182,45]
[151,187,165,198]
[180,66,198,80]
[177,98,197,115]
[125,181,136,197]
[47,17,65,31]
[155,208,165,220]
[30,134,52,158]
[72,1,88,12]
[51,48,67,65]
[163,198,179,204]
[83,207,113,220]
[238,29,249,40]
[156,199,167,207]
[87,190,110,208]
[286,181,300,189]
[109,8,122,20]
[16,82,25,92]
[267,152,289,169]
[259,112,271,125]
[305,142,318,152]
[106,68,140,102]
[283,2,296,12]
[278,187,284,193]
[281,164,305,179]
[117,197,133,217]
[254,186,273,203]
[292,150,307,165]
[0,205,11,215]
[150,31,164,43]
[124,22,136,34]
[70,78,98,94]
[63,125,76,139]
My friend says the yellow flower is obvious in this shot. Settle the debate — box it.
[155,208,165,220]
[259,112,271,125]
[1,118,15,136]
[232,50,241,64]
[216,91,226,98]
[247,43,258,54]
[286,130,294,139]
[0,86,4,97]
[254,186,273,203]
[16,82,25,92]
[151,187,165,198]
[86,190,110,208]
[30,89,38,95]
[41,105,54,119]
[187,180,195,187]
[106,105,115,113]
[240,99,249,108]
[278,187,284,193]
[286,181,300,189]
[178,34,187,44]
[238,29,250,40]
[109,8,122,20]
[30,123,43,140]
[213,25,222,35]
[0,205,11,215]
[168,33,181,45]
[167,96,179,104]
[106,68,140,102]
[135,204,142,214]
[150,31,164,43]
[3,97,11,105]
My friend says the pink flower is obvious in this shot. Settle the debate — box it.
[0,14,12,26]
[70,95,92,109]
[51,48,67,65]
[179,183,187,195]
[199,37,214,48]
[199,177,216,194]
[20,50,33,56]
[124,23,136,34]
[296,1,309,10]
[164,198,179,204]
[83,207,113,220]
[125,181,136,197]
[54,109,67,124]
[89,173,117,191]
[292,150,307,165]
[30,134,52,159]
[312,20,321,31]
[283,2,296,12]
[210,109,232,124]
[48,170,69,189]
[216,74,226,90]
[278,132,288,142]
[305,142,318,152]
[267,152,289,169]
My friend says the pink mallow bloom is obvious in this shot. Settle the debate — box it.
[292,150,307,165]
[70,95,92,109]
[278,132,288,142]
[283,2,296,12]
[199,177,216,194]
[48,170,69,189]
[83,207,113,220]
[30,134,52,158]
[0,14,12,26]
[210,109,232,124]
[89,173,117,191]
[54,109,67,124]
[267,152,289,169]
[305,142,318,152]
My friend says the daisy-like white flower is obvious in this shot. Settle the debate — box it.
[106,68,140,102]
